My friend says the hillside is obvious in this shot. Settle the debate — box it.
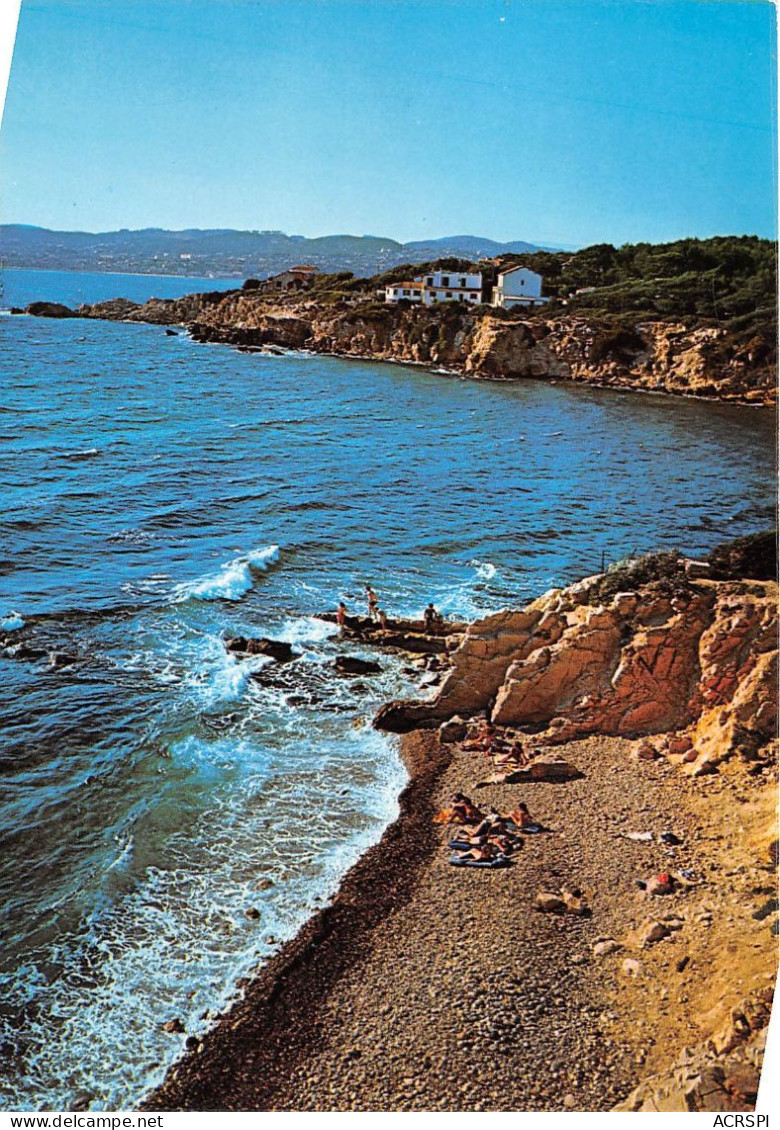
[0,224,550,279]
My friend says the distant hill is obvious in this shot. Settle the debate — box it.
[404,234,544,258]
[0,224,556,278]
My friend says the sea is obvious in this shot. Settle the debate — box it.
[0,268,776,1111]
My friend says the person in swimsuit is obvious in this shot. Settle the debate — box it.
[365,585,379,619]
[423,602,442,633]
[336,602,348,632]
[450,792,484,825]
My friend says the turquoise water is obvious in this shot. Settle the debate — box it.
[0,271,775,1111]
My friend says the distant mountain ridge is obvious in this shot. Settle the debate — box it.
[0,224,560,278]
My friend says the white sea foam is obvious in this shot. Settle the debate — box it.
[174,544,280,602]
[473,560,497,581]
[246,545,280,570]
[206,653,272,704]
[61,447,101,459]
[277,616,338,646]
[1,611,25,631]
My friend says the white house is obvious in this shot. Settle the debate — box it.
[492,265,548,309]
[421,269,482,306]
[266,264,319,292]
[385,270,483,305]
[385,280,424,303]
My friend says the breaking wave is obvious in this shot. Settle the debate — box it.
[174,545,280,602]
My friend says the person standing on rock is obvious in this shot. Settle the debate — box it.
[423,602,441,633]
[365,585,379,619]
[336,602,348,632]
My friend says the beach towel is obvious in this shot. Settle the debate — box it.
[449,854,512,869]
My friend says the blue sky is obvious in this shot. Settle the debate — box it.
[0,0,776,246]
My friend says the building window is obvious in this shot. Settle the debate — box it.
[442,276,450,287]
[426,277,433,286]
[460,277,466,287]
[446,292,453,298]
[403,289,409,296]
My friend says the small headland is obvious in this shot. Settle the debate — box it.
[18,235,778,406]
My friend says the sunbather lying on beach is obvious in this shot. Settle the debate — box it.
[505,803,534,828]
[452,841,505,863]
[449,792,485,825]
[471,808,510,837]
[450,824,520,853]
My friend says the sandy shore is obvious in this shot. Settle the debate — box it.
[142,723,776,1112]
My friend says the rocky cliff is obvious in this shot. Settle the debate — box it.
[375,548,778,779]
[23,289,777,405]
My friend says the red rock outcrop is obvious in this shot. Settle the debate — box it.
[377,568,777,773]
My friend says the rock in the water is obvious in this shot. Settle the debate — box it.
[26,301,76,318]
[162,1018,185,1034]
[334,655,382,676]
[225,636,297,663]
[419,671,442,688]
[373,699,440,733]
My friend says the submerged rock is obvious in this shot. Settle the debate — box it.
[334,655,382,676]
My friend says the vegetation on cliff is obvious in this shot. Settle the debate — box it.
[21,235,777,405]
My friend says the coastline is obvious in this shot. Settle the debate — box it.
[141,727,776,1112]
[229,337,777,410]
[1,266,242,282]
[16,286,777,407]
[141,729,453,1112]
[141,564,777,1113]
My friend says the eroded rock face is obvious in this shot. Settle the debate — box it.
[46,289,776,405]
[462,317,569,380]
[615,989,771,1112]
[376,572,778,769]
